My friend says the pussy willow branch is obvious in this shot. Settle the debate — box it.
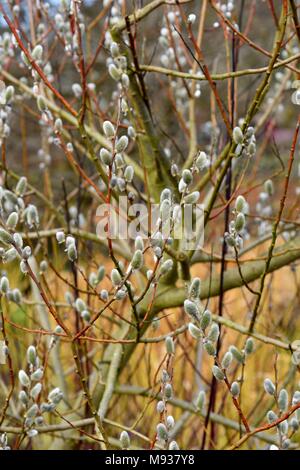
[0,297,15,427]
[138,52,300,81]
[0,4,77,117]
[0,69,143,181]
[114,385,299,448]
[209,0,299,74]
[229,402,300,450]
[249,113,300,333]
[204,0,288,227]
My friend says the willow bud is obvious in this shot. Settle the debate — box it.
[103,121,115,138]
[165,336,175,355]
[100,148,112,165]
[200,310,212,331]
[124,165,134,183]
[37,95,47,112]
[196,390,206,412]
[204,341,216,356]
[212,365,225,381]
[189,278,201,300]
[207,323,219,342]
[116,135,128,152]
[188,323,202,339]
[111,268,122,286]
[18,370,30,387]
[221,351,233,369]
[27,345,37,365]
[157,423,168,441]
[119,430,130,449]
[233,126,243,144]
[235,212,245,233]
[32,44,43,61]
[278,389,288,412]
[16,177,27,196]
[131,249,143,270]
[184,299,199,320]
[229,345,244,364]
[0,229,13,245]
[235,195,246,213]
[230,381,240,397]
[264,378,276,396]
